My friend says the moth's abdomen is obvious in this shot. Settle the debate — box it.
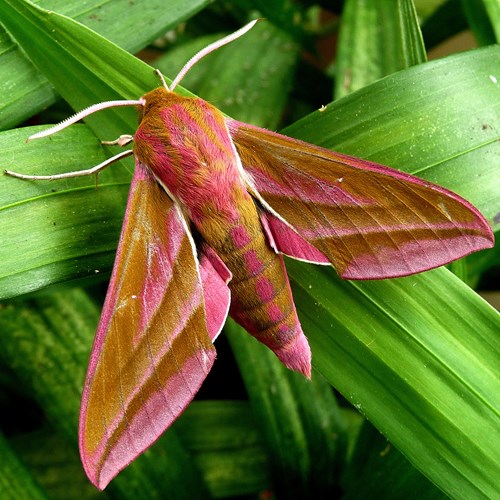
[203,197,311,377]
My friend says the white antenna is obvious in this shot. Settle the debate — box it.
[27,99,144,141]
[169,19,260,91]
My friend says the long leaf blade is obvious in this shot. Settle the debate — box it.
[289,261,500,498]
[335,0,426,98]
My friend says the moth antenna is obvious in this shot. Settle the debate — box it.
[155,69,170,91]
[27,99,145,141]
[169,19,260,92]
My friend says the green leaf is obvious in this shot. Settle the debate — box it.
[482,0,500,41]
[334,0,426,98]
[226,320,347,498]
[229,0,308,41]
[342,421,445,499]
[10,428,107,500]
[1,3,497,298]
[421,0,467,49]
[154,33,225,96]
[0,0,159,137]
[0,0,211,129]
[0,430,47,499]
[0,125,131,299]
[288,261,500,498]
[174,401,271,498]
[0,5,299,297]
[460,0,499,45]
[286,46,500,222]
[156,21,299,129]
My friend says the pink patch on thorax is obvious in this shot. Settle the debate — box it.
[134,127,179,194]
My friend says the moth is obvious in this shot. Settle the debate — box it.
[5,20,494,490]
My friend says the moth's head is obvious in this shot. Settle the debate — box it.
[137,87,191,122]
[137,87,164,121]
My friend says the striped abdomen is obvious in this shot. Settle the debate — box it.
[199,194,311,376]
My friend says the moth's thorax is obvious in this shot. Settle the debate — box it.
[133,87,249,224]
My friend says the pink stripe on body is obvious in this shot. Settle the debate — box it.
[215,203,311,377]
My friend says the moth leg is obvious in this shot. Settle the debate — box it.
[4,149,134,181]
[102,134,134,147]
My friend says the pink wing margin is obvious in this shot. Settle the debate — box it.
[79,162,231,489]
[228,120,494,279]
